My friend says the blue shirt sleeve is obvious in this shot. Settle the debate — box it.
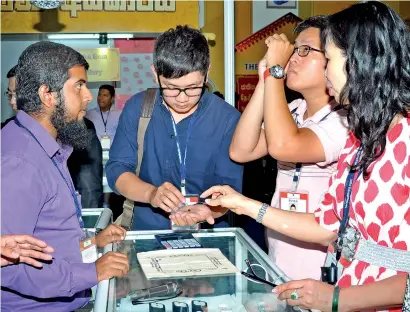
[106,94,142,194]
[214,112,244,192]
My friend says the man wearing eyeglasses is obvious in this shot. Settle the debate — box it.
[1,65,17,128]
[106,25,243,230]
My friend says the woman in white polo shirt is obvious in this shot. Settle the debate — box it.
[200,2,410,310]
[230,16,349,280]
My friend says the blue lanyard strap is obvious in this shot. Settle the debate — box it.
[338,146,362,237]
[291,105,342,192]
[170,113,196,195]
[290,163,302,192]
[50,158,84,228]
[335,146,362,260]
[99,108,111,134]
[15,119,84,228]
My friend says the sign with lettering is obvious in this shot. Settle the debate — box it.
[1,0,198,33]
[77,48,120,82]
[235,13,301,79]
[236,75,259,113]
[244,63,259,71]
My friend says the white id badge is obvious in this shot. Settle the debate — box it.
[80,230,98,263]
[279,190,309,213]
[171,194,200,231]
[100,135,111,150]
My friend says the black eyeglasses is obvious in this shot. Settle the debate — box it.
[293,45,324,57]
[241,259,277,288]
[157,74,207,98]
[160,86,206,98]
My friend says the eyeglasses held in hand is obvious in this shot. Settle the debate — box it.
[241,259,277,288]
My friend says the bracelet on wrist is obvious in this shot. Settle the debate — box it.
[332,286,341,312]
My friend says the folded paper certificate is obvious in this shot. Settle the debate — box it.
[137,248,237,279]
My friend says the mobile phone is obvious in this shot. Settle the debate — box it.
[184,194,208,205]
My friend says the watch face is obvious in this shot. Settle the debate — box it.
[270,65,285,79]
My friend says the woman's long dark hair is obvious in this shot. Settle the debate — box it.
[321,1,410,177]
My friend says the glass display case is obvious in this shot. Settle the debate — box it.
[82,208,113,229]
[75,208,113,312]
[92,228,306,312]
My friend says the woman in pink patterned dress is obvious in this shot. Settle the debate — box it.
[200,1,410,311]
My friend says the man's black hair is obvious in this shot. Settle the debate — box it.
[153,25,210,79]
[16,41,89,115]
[294,15,328,35]
[99,84,115,97]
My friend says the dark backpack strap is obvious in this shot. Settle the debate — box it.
[140,88,156,118]
[136,88,157,176]
[115,88,157,229]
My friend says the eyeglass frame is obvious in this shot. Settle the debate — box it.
[240,259,277,288]
[293,45,324,57]
[157,74,208,99]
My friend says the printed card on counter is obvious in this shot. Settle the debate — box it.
[137,248,237,279]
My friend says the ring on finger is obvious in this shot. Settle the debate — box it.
[290,290,299,300]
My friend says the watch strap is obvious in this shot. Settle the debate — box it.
[264,68,271,81]
[264,66,285,80]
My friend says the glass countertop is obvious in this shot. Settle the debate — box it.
[83,214,100,229]
[81,208,112,229]
[95,228,302,312]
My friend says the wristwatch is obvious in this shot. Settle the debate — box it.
[256,203,269,223]
[264,65,285,80]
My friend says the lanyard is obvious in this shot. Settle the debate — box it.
[336,146,362,260]
[290,164,302,192]
[169,113,197,196]
[290,105,342,192]
[99,108,110,134]
[15,119,84,228]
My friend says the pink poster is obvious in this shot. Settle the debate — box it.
[114,38,157,110]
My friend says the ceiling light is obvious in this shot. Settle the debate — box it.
[107,34,133,39]
[31,0,62,9]
[47,33,134,40]
[47,34,98,40]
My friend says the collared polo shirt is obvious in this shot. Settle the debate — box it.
[267,98,349,280]
[1,111,97,311]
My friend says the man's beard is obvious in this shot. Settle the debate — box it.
[51,92,89,150]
